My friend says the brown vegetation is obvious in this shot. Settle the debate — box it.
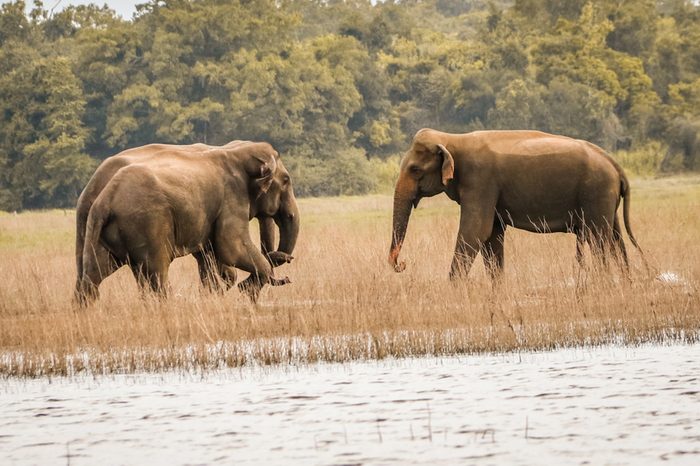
[0,177,698,377]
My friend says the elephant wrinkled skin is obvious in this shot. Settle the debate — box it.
[389,129,645,280]
[75,141,299,304]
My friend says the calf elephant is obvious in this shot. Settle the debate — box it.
[388,129,644,280]
[76,141,299,304]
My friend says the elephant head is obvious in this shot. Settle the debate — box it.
[389,129,454,272]
[240,143,300,267]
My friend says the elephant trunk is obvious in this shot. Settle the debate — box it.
[389,173,417,272]
[277,192,299,256]
[259,191,299,268]
[259,216,276,256]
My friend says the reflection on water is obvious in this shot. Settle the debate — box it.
[1,343,699,465]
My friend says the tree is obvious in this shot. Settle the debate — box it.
[0,55,94,209]
[604,0,657,57]
[541,77,616,147]
[487,79,550,130]
[2,0,699,208]
[227,38,362,156]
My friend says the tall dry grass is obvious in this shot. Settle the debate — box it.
[0,176,698,377]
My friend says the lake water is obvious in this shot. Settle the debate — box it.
[1,343,699,465]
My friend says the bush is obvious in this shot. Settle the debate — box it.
[369,155,401,193]
[660,117,700,171]
[286,148,378,197]
[612,141,665,176]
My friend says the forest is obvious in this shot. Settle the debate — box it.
[0,0,699,210]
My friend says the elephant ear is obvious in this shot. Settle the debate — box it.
[251,151,278,193]
[437,144,454,185]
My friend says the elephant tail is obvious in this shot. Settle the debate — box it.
[619,172,639,248]
[81,196,110,284]
[618,168,650,271]
[75,194,89,291]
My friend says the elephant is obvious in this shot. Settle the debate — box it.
[75,141,299,304]
[388,128,645,281]
[74,140,295,300]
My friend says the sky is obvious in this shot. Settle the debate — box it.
[8,0,141,19]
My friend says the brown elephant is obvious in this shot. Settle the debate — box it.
[76,141,299,304]
[75,140,296,299]
[388,129,645,280]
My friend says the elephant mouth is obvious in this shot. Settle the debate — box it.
[412,188,426,208]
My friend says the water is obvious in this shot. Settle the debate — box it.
[1,343,699,465]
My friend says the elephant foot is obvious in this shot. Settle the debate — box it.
[270,276,291,286]
[238,278,262,302]
[74,279,98,308]
[448,269,468,282]
[267,251,294,267]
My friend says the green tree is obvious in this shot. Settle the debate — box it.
[541,77,616,146]
[286,148,376,197]
[227,38,362,156]
[487,79,550,130]
[2,0,700,208]
[604,0,657,57]
[0,55,94,209]
[71,13,140,155]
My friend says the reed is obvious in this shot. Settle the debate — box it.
[1,176,698,377]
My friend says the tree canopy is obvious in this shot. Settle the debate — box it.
[1,0,699,209]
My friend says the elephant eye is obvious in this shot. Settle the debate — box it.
[409,165,422,175]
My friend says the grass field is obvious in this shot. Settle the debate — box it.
[0,175,698,377]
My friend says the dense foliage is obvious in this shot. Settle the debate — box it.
[1,0,699,209]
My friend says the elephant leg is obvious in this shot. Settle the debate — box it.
[147,249,171,295]
[481,219,506,283]
[193,250,220,292]
[572,227,589,295]
[213,218,275,302]
[76,244,121,306]
[217,263,238,290]
[585,228,605,268]
[130,257,169,295]
[449,200,496,281]
[584,214,616,270]
[127,233,172,296]
[233,245,273,302]
[575,227,586,268]
[612,214,629,271]
[576,233,585,267]
[194,250,238,293]
[216,262,238,293]
[129,263,146,293]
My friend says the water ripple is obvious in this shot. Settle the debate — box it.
[1,343,699,465]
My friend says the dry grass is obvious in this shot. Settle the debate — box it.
[1,176,699,377]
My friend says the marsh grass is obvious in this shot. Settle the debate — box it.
[1,177,698,377]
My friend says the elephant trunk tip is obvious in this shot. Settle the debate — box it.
[270,276,291,286]
[388,246,406,273]
[267,250,294,267]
